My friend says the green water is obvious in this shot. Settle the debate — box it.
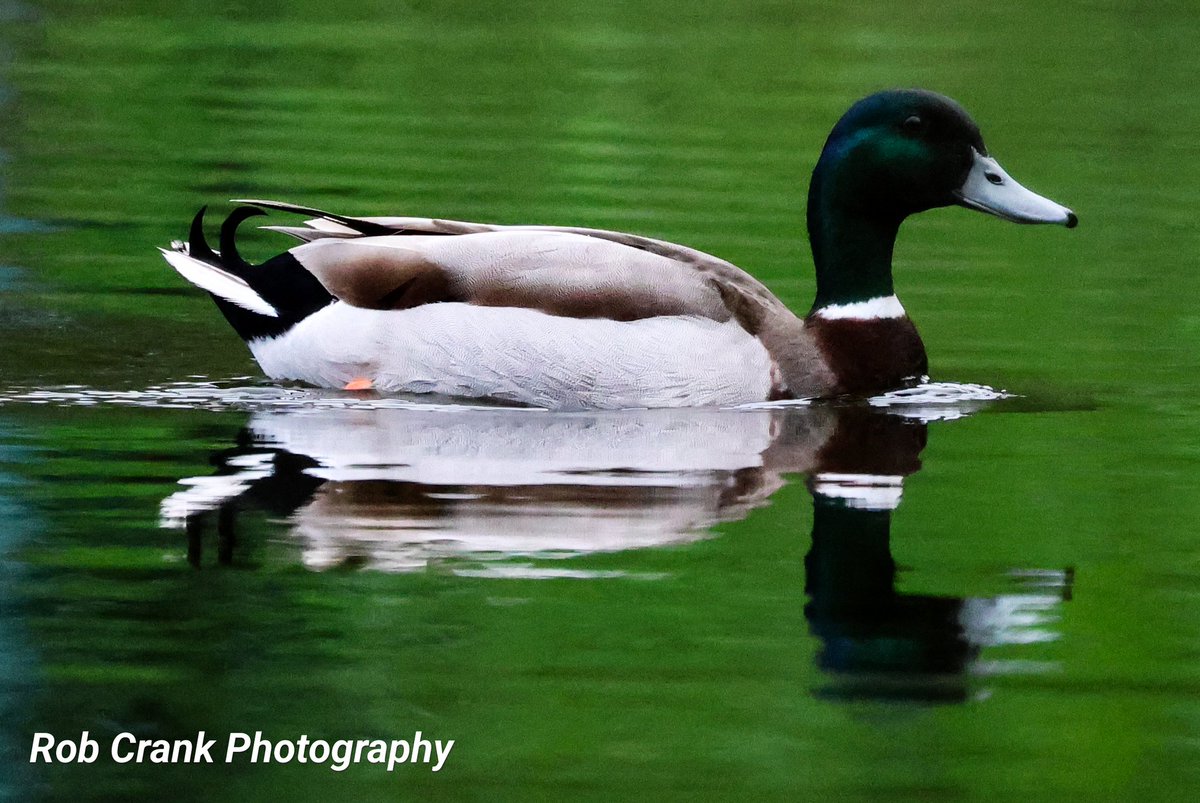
[2,1,1199,800]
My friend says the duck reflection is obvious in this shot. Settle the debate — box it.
[797,411,1070,700]
[165,406,839,572]
[162,403,1069,698]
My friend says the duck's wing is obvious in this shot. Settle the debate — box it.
[237,199,791,330]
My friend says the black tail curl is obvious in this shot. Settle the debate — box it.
[185,205,335,342]
[186,204,266,271]
[219,206,267,271]
[188,205,219,264]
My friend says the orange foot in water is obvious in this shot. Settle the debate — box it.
[343,377,374,391]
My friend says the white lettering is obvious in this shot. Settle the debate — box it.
[411,731,431,764]
[79,732,99,764]
[387,740,410,772]
[274,740,295,763]
[29,733,53,763]
[330,740,352,772]
[226,732,250,762]
[171,738,192,763]
[309,740,329,763]
[432,740,454,772]
[111,733,136,763]
[250,731,270,763]
[195,732,215,763]
[55,740,77,763]
[27,730,456,769]
[367,740,386,763]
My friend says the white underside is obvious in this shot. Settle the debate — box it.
[812,294,906,321]
[249,302,776,409]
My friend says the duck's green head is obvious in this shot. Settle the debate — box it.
[808,89,1076,309]
[812,88,1077,226]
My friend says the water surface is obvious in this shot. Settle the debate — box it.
[2,1,1199,800]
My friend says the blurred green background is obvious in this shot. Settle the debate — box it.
[1,1,1199,800]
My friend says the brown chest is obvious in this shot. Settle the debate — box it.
[807,316,928,396]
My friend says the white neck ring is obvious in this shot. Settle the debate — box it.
[813,294,906,321]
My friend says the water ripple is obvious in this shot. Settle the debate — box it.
[0,377,1009,417]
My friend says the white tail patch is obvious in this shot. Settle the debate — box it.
[160,452,276,526]
[159,248,279,317]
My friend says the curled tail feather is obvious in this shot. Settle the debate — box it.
[163,205,334,341]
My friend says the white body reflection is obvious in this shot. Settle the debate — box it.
[162,407,838,573]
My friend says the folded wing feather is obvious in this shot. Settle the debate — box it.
[244,199,790,331]
[291,229,758,326]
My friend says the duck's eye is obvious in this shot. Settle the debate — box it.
[902,115,924,133]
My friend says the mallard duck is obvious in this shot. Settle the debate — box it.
[161,89,1075,409]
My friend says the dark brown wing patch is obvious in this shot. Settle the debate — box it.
[298,244,463,310]
[467,284,728,322]
[296,239,747,324]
